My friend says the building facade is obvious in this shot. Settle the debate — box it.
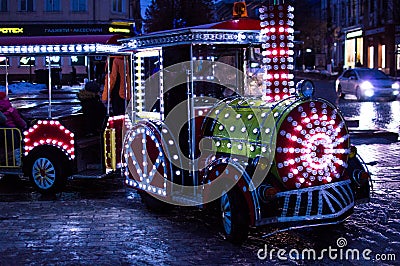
[323,0,400,76]
[0,0,141,82]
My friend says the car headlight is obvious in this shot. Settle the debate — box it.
[364,89,374,97]
[392,82,400,90]
[360,81,373,90]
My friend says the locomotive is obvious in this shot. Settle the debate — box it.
[120,3,370,243]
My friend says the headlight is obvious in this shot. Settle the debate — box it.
[392,82,400,90]
[296,79,315,98]
[364,89,374,97]
[360,81,373,90]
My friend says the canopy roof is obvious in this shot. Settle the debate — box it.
[120,18,262,49]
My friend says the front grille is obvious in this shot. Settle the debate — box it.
[276,179,354,223]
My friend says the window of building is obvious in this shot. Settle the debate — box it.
[46,56,61,66]
[368,46,374,68]
[71,0,87,12]
[20,56,36,66]
[340,2,346,26]
[397,44,400,72]
[112,0,125,13]
[0,57,9,66]
[18,0,35,11]
[378,44,385,69]
[369,0,374,13]
[359,0,364,16]
[71,56,85,66]
[0,0,8,12]
[45,0,60,12]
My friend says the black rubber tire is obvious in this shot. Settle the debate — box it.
[220,187,249,245]
[28,151,66,194]
[337,85,345,99]
[356,87,364,101]
[139,191,173,213]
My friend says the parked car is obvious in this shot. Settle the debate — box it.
[335,68,400,101]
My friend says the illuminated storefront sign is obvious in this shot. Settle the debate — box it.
[346,30,362,39]
[0,24,131,36]
[109,27,130,34]
[0,27,23,34]
[20,56,36,66]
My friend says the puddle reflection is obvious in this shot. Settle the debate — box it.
[339,100,400,133]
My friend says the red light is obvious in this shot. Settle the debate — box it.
[274,101,350,189]
[260,3,295,102]
[24,120,75,159]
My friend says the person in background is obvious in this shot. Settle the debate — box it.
[102,56,131,116]
[77,81,107,136]
[0,92,27,130]
[0,92,26,165]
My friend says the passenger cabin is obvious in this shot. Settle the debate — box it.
[0,34,130,193]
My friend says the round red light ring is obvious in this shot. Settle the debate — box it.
[275,100,350,189]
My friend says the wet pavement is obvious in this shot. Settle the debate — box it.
[0,140,399,265]
[0,82,400,265]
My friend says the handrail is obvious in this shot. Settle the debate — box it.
[0,128,22,168]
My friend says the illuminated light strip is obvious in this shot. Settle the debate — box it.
[0,43,119,55]
[135,55,144,113]
[122,30,261,49]
[23,120,75,159]
[123,125,168,196]
[260,3,295,102]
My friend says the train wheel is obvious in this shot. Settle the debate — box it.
[220,187,249,244]
[28,152,66,194]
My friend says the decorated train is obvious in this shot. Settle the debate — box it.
[0,2,370,244]
[119,3,370,243]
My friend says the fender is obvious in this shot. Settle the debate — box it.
[202,156,262,226]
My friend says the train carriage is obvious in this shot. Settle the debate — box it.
[120,3,370,244]
[0,35,130,193]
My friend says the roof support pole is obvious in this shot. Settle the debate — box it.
[106,55,111,116]
[47,55,52,119]
[5,57,9,97]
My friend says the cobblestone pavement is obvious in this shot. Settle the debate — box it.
[0,140,399,265]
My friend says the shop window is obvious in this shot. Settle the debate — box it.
[0,0,8,12]
[112,0,125,13]
[19,56,35,67]
[368,46,374,68]
[71,56,85,66]
[345,39,355,68]
[18,0,35,11]
[71,0,87,12]
[378,44,385,69]
[45,0,60,12]
[356,37,363,65]
[0,57,9,66]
